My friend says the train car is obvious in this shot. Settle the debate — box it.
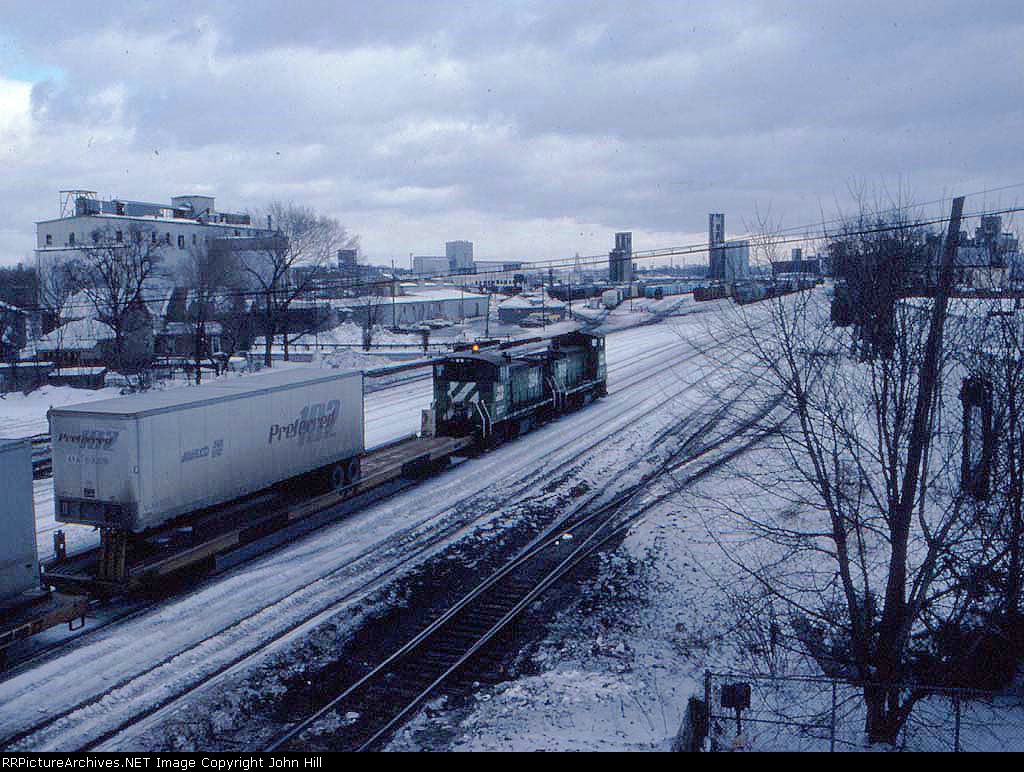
[549,332,608,409]
[50,368,364,536]
[734,282,769,305]
[694,285,729,302]
[602,289,622,309]
[429,331,607,444]
[1,438,88,668]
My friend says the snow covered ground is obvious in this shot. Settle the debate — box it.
[0,306,742,751]
[380,294,1024,753]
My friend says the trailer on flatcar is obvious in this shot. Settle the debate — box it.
[0,438,88,668]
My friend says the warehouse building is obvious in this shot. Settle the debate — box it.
[339,288,490,327]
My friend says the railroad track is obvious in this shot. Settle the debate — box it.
[86,367,773,753]
[3,315,757,750]
[264,390,784,752]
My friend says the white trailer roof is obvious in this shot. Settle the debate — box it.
[50,368,362,419]
[0,437,30,453]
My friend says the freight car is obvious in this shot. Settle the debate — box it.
[602,289,623,309]
[426,331,607,445]
[733,282,770,305]
[1,439,87,668]
[643,282,692,300]
[693,285,729,302]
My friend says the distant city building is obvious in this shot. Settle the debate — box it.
[337,248,358,271]
[446,240,474,272]
[454,260,526,291]
[35,191,272,277]
[412,255,450,277]
[928,214,1023,288]
[721,241,750,283]
[707,213,750,282]
[772,256,821,277]
[609,232,634,283]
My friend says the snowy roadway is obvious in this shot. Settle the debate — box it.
[0,302,751,751]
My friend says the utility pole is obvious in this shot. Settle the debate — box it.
[876,196,964,702]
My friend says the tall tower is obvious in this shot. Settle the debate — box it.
[446,240,474,272]
[609,232,634,283]
[708,213,725,280]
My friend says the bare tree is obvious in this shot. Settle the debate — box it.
[36,257,82,374]
[66,224,162,377]
[180,243,244,384]
[962,299,1024,625]
[359,292,389,351]
[689,197,1014,745]
[241,202,355,367]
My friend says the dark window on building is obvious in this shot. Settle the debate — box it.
[45,234,52,246]
[152,232,158,244]
[116,231,123,243]
[192,234,197,245]
[165,233,171,245]
[178,235,185,249]
[68,232,75,246]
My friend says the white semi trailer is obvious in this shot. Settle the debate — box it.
[0,438,39,603]
[50,368,364,534]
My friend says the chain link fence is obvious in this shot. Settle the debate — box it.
[700,671,1024,751]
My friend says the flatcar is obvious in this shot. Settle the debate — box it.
[427,331,607,445]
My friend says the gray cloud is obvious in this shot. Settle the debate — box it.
[1,1,1023,266]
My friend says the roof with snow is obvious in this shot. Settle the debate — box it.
[36,317,116,353]
[498,294,565,310]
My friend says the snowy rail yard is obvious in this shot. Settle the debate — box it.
[0,300,763,751]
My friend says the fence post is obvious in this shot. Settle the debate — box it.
[830,680,837,752]
[954,694,962,752]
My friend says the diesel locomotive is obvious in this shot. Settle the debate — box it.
[426,331,607,445]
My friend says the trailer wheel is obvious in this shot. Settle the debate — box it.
[330,463,346,491]
[346,457,361,485]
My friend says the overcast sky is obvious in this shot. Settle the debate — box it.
[1,1,1022,268]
